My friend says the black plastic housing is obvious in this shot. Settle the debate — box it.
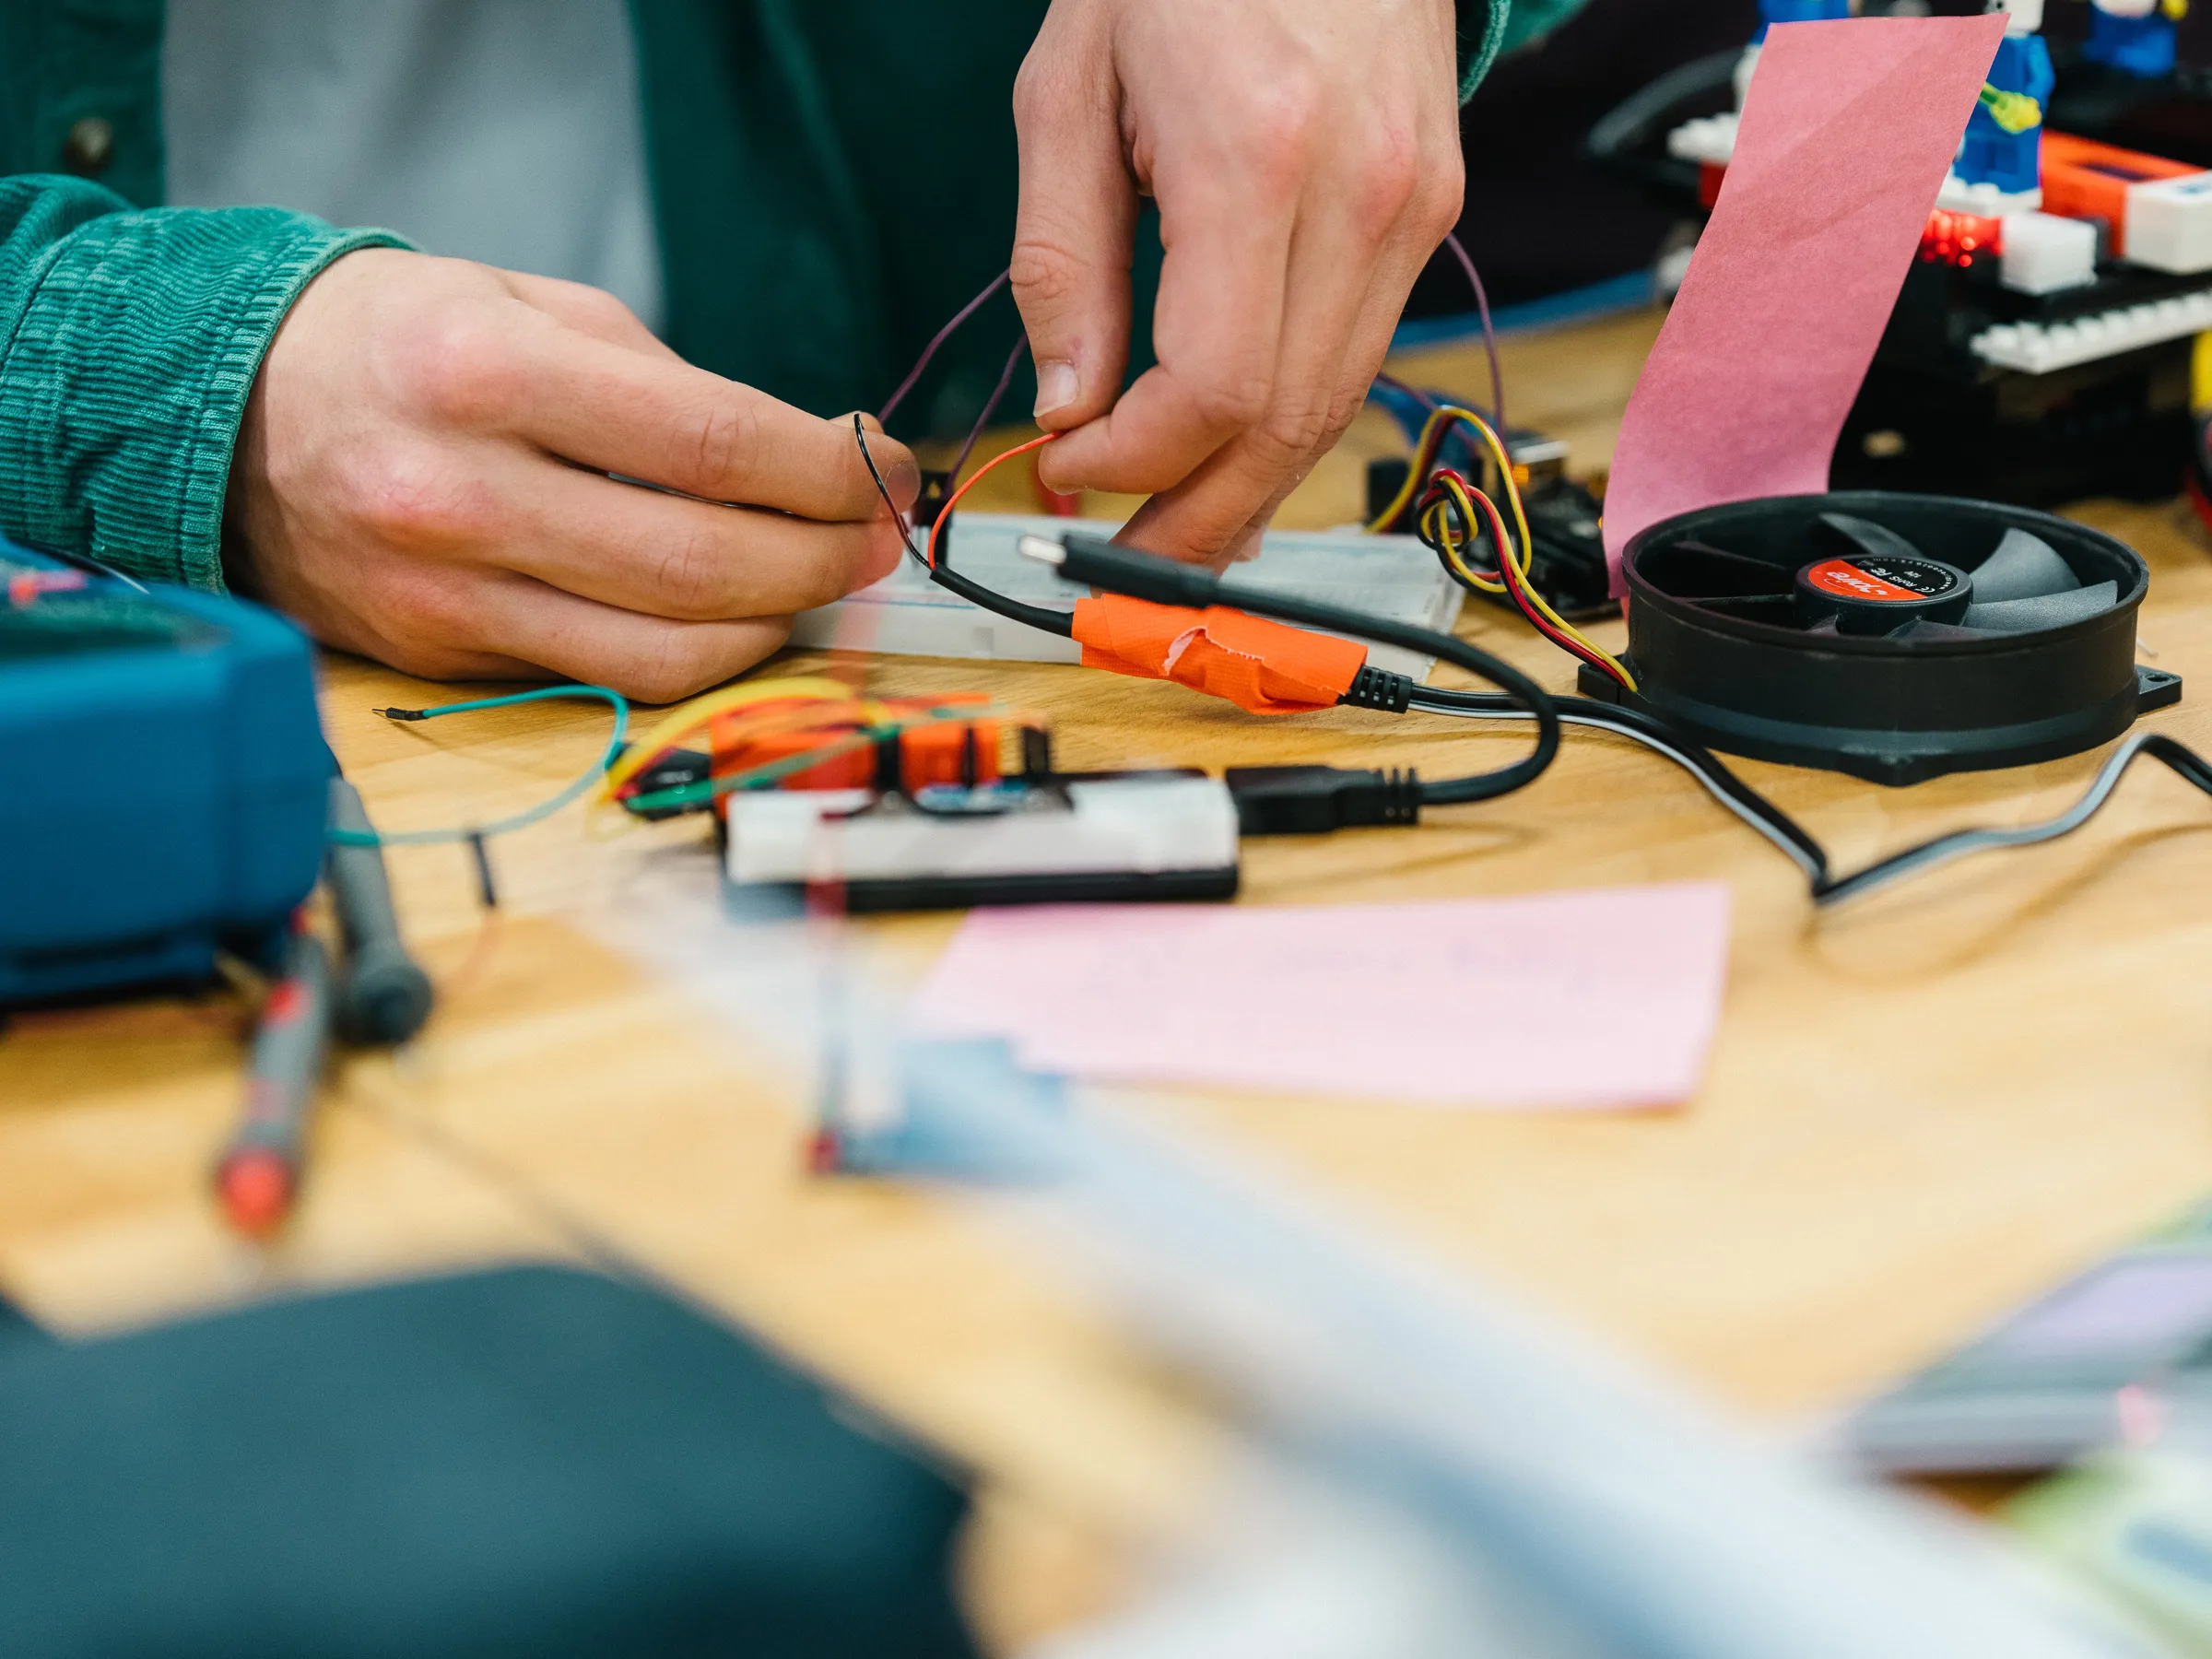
[1578,491,2183,786]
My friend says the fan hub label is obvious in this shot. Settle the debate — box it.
[1803,556,1960,604]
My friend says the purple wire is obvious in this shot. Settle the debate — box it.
[949,334,1031,482]
[1371,370,1439,414]
[877,268,1011,424]
[1443,230,1505,434]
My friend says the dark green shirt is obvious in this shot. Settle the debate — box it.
[0,0,1580,590]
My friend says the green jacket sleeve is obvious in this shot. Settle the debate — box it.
[0,173,404,591]
[1462,0,1588,97]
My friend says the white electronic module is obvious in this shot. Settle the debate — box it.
[724,772,1241,912]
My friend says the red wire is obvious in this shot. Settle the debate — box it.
[928,432,1062,569]
[1432,476,1630,690]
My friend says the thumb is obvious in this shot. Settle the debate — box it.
[1010,31,1137,439]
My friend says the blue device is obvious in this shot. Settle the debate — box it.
[0,539,328,1006]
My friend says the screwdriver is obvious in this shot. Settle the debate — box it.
[214,917,333,1236]
[324,778,434,1045]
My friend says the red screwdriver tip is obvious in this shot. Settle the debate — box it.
[216,1149,296,1236]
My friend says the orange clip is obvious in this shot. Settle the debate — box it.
[1070,595,1367,715]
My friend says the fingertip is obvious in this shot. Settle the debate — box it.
[1033,359,1082,426]
[885,450,921,513]
[859,513,908,587]
[846,413,920,512]
[1034,421,1101,494]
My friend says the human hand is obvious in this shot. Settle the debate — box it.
[225,249,917,703]
[1010,0,1464,565]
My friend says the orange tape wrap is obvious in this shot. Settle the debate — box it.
[1070,595,1367,715]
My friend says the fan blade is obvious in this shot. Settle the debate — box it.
[1803,616,1841,636]
[1814,512,1927,564]
[1971,528,2079,604]
[1886,619,1991,645]
[1646,539,1796,600]
[1680,593,1801,624]
[1959,580,2118,632]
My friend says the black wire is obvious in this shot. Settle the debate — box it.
[1217,586,1559,806]
[852,416,1075,640]
[1407,684,1831,876]
[1407,686,2212,909]
[1041,532,1559,806]
[1811,732,2212,905]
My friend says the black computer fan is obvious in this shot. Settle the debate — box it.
[1579,492,2181,785]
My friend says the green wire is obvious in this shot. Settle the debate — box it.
[328,686,630,847]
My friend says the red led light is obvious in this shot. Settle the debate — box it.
[1920,208,2004,268]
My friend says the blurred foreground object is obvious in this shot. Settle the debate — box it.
[0,1267,978,1659]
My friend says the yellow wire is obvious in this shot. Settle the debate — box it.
[1421,483,1504,595]
[596,676,864,802]
[1365,406,1457,534]
[1394,407,1637,692]
[592,697,1048,833]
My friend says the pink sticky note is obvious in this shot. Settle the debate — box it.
[909,884,1733,1110]
[1602,14,2006,592]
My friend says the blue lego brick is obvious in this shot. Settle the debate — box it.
[2087,7,2178,78]
[1754,0,1850,42]
[0,542,327,1005]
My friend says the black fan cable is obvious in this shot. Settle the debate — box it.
[1402,683,1831,883]
[1406,687,2212,907]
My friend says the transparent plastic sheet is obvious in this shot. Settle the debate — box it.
[581,865,2159,1659]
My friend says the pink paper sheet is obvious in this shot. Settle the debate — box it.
[909,884,1734,1110]
[1601,14,2006,592]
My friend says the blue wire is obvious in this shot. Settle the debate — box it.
[327,686,630,848]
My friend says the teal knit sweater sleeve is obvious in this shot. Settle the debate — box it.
[1463,0,1585,97]
[0,173,404,590]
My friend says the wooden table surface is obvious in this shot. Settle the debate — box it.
[10,307,2212,1642]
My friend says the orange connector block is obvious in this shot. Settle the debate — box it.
[707,693,1003,798]
[2041,132,2212,272]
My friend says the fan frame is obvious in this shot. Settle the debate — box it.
[1578,492,2183,786]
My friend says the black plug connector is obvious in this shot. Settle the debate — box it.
[1224,766,1421,836]
[1338,665,1413,712]
[1019,531,1218,608]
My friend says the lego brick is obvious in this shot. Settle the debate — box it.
[2126,172,2212,275]
[1970,287,2212,372]
[2041,130,2207,264]
[2001,211,2099,293]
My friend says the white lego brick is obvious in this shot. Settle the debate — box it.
[1969,287,2212,373]
[2000,212,2098,295]
[1937,174,2042,216]
[2124,172,2212,275]
[790,513,1465,683]
[1666,112,1737,168]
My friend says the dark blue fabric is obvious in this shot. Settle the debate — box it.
[0,1290,46,1347]
[0,1265,979,1659]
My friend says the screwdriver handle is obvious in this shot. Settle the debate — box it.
[325,778,434,1044]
